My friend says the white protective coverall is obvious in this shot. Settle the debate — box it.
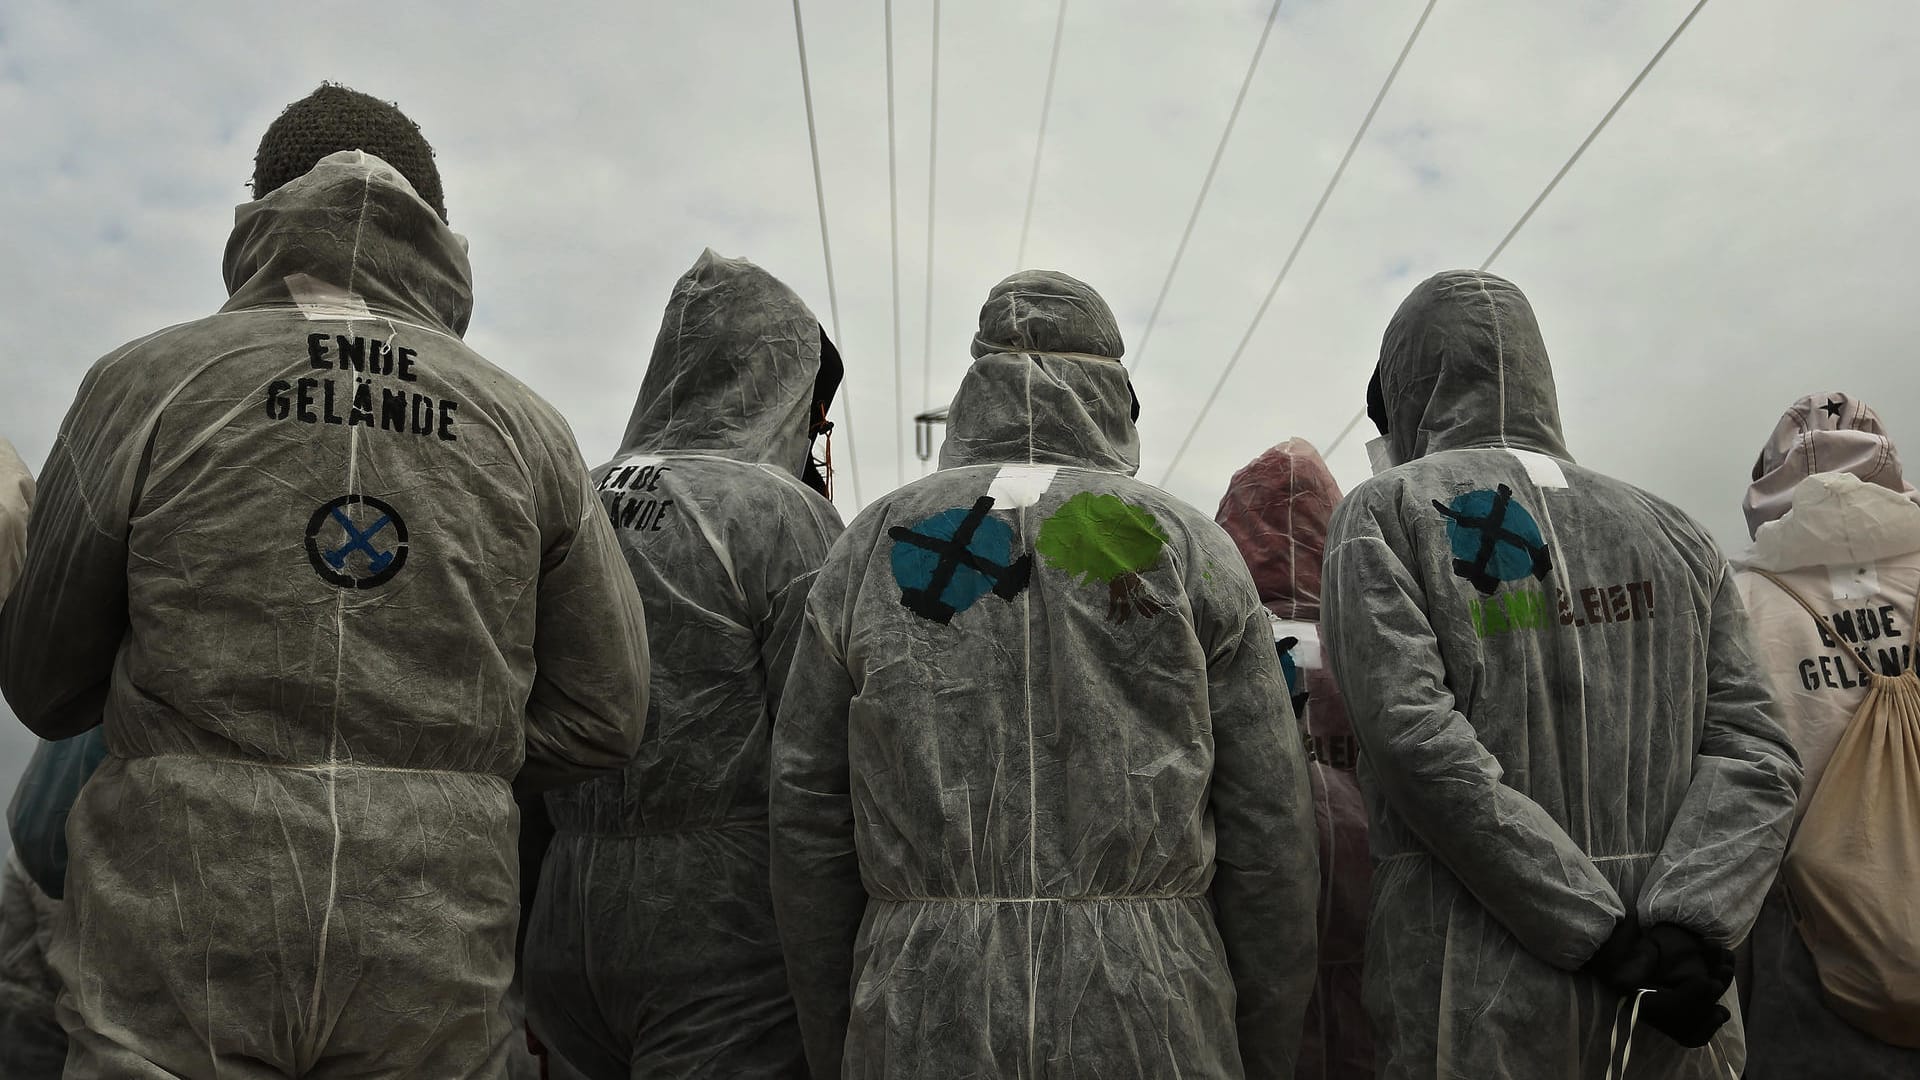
[1322,270,1801,1079]
[0,151,650,1079]
[0,436,29,600]
[1732,392,1920,1078]
[770,270,1319,1079]
[0,440,59,1079]
[526,250,843,1078]
[0,852,63,1079]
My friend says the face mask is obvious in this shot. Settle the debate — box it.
[1365,435,1400,476]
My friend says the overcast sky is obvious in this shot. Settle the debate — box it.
[2,0,1916,791]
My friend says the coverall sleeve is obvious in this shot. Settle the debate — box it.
[769,585,862,1079]
[1207,607,1320,1077]
[1322,498,1625,971]
[517,460,650,793]
[0,394,130,740]
[0,438,33,606]
[757,495,843,714]
[1637,563,1801,946]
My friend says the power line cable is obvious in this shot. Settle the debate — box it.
[1016,0,1069,269]
[920,0,942,414]
[791,0,861,505]
[1480,0,1712,270]
[1159,0,1436,484]
[1130,0,1285,377]
[886,0,906,485]
[1321,0,1714,463]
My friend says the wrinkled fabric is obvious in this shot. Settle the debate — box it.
[0,852,64,1079]
[1743,392,1920,537]
[0,436,30,604]
[771,270,1318,1079]
[1323,270,1801,1079]
[0,151,649,1079]
[7,729,108,898]
[527,251,841,1078]
[1733,469,1920,1076]
[1216,439,1372,1080]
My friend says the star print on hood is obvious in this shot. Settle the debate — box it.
[1742,391,1920,538]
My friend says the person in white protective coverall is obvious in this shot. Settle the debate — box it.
[770,270,1320,1079]
[1322,269,1802,1079]
[0,437,64,1080]
[524,250,845,1078]
[1731,392,1920,1079]
[0,85,650,1079]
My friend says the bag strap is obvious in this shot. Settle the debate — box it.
[1905,580,1920,667]
[1755,570,1877,685]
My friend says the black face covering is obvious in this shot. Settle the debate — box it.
[802,329,844,499]
[1366,367,1389,436]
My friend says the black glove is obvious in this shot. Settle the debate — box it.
[1641,923,1735,999]
[1582,919,1656,996]
[1634,924,1735,1047]
[1636,991,1730,1048]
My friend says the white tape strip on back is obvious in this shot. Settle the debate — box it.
[285,273,373,320]
[1828,563,1879,601]
[988,464,1059,509]
[1507,448,1569,490]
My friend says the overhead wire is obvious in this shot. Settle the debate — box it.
[1159,0,1437,484]
[791,0,862,505]
[886,0,906,485]
[1320,0,1715,463]
[1130,0,1286,377]
[920,0,942,413]
[1016,0,1070,269]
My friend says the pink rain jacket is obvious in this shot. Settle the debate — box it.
[1217,438,1373,1080]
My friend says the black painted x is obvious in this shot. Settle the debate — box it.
[889,496,1033,623]
[1432,483,1553,596]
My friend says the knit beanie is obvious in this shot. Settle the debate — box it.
[252,83,446,222]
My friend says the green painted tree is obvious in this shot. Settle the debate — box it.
[1036,492,1170,623]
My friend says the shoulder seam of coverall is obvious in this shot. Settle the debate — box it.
[50,433,115,541]
[1324,534,1392,560]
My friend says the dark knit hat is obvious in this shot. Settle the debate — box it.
[252,83,446,222]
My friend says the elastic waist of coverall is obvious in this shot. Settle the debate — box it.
[116,751,513,785]
[869,891,1206,905]
[551,817,770,840]
[1377,849,1658,867]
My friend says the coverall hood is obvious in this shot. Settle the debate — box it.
[1375,269,1571,466]
[223,149,474,337]
[941,270,1139,474]
[1216,438,1342,623]
[618,250,828,481]
[1742,391,1919,539]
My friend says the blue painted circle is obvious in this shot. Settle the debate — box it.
[890,507,1019,615]
[1444,489,1546,584]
